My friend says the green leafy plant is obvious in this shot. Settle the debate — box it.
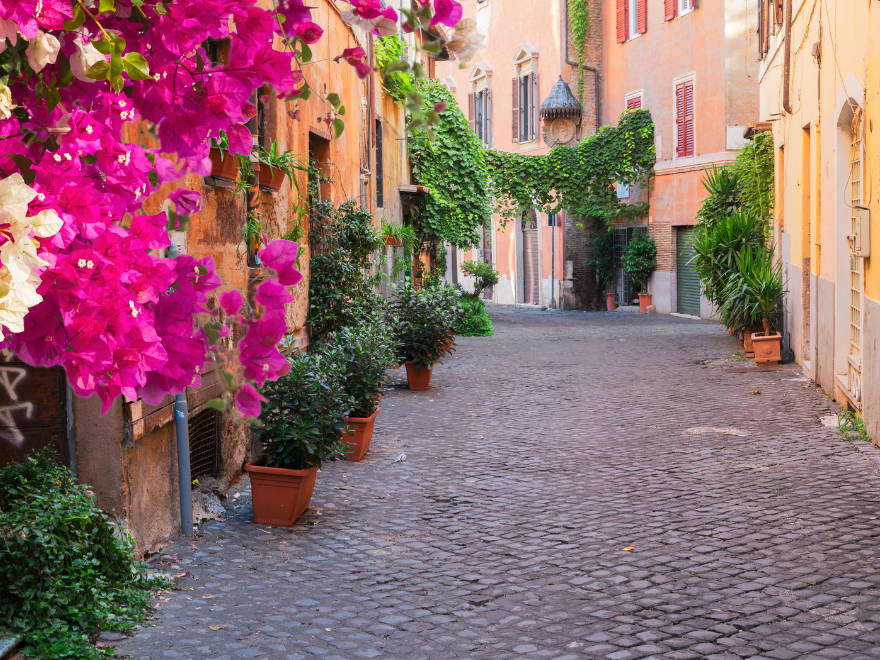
[586,227,614,293]
[689,212,767,308]
[485,109,655,225]
[259,347,353,470]
[375,36,415,103]
[457,297,493,337]
[408,80,493,248]
[838,411,871,442]
[719,247,786,337]
[569,0,589,108]
[256,139,309,189]
[461,260,499,298]
[622,231,656,294]
[380,220,420,279]
[308,184,385,343]
[335,314,395,419]
[389,279,457,368]
[0,450,169,659]
[695,166,742,226]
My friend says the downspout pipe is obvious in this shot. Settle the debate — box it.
[782,0,793,114]
[564,0,601,131]
[167,241,193,537]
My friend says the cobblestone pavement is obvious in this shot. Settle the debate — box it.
[114,306,880,660]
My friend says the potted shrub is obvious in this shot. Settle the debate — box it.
[257,140,306,191]
[209,131,240,180]
[587,229,615,311]
[427,280,466,351]
[622,231,657,313]
[390,279,453,390]
[720,247,786,364]
[335,315,394,461]
[246,347,352,526]
[461,260,499,298]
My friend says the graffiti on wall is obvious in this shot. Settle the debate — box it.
[0,350,68,468]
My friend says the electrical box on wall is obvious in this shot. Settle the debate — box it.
[850,205,871,257]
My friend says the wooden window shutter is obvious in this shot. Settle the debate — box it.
[758,0,765,59]
[675,83,686,157]
[627,96,641,110]
[486,89,493,148]
[664,0,675,21]
[616,0,627,42]
[637,0,647,33]
[774,0,783,25]
[512,78,520,143]
[468,93,475,132]
[683,81,694,156]
[530,72,538,142]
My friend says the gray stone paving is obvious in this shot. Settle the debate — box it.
[113,306,880,660]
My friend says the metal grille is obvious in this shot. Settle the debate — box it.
[850,112,862,356]
[189,408,221,478]
[612,227,645,305]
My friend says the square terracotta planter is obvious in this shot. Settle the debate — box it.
[342,407,380,462]
[259,163,286,191]
[209,147,239,180]
[404,361,432,390]
[742,330,755,357]
[752,332,782,365]
[244,457,318,526]
[638,293,652,313]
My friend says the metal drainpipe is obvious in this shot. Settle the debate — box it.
[550,215,556,308]
[564,0,601,132]
[167,241,193,537]
[782,0,793,114]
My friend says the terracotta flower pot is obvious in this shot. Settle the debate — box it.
[404,361,433,391]
[259,163,286,191]
[638,293,652,313]
[743,331,755,357]
[384,236,403,247]
[752,332,782,365]
[209,147,239,180]
[342,407,380,462]
[606,292,617,311]
[244,457,318,526]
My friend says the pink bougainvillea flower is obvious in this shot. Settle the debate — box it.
[350,0,382,19]
[334,47,372,79]
[254,278,294,312]
[168,188,202,216]
[235,383,268,419]
[430,0,463,27]
[340,5,398,37]
[219,290,243,316]
[257,240,302,286]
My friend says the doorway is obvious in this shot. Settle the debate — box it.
[612,226,645,306]
[522,212,539,305]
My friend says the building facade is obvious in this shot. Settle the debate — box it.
[759,0,880,438]
[437,0,603,308]
[602,0,759,315]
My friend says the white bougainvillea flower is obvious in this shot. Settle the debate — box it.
[0,173,37,224]
[446,19,486,67]
[0,18,18,54]
[70,37,106,83]
[0,174,63,340]
[25,30,60,73]
[0,83,12,120]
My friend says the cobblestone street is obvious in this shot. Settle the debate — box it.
[115,306,880,660]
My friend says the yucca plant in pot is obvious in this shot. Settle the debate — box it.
[622,231,657,312]
[247,345,353,526]
[720,247,786,364]
[389,279,454,390]
[335,314,395,461]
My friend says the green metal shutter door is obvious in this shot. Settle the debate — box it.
[676,228,701,316]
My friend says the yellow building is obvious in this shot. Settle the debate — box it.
[760,0,880,436]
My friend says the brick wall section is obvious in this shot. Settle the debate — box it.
[564,215,601,309]
[566,0,603,137]
[649,222,675,272]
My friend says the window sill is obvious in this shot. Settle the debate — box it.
[672,7,695,20]
[625,32,642,43]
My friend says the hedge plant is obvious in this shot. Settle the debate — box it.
[0,450,169,659]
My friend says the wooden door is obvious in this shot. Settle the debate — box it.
[522,217,539,305]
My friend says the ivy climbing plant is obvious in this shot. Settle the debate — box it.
[408,80,493,247]
[375,36,415,104]
[485,108,656,224]
[569,0,589,108]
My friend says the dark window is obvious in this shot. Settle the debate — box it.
[375,119,384,208]
[520,76,530,141]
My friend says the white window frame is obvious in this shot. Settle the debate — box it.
[627,0,640,41]
[469,64,493,149]
[677,0,694,17]
[512,47,539,145]
[625,89,644,110]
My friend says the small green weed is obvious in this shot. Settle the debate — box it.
[838,410,871,443]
